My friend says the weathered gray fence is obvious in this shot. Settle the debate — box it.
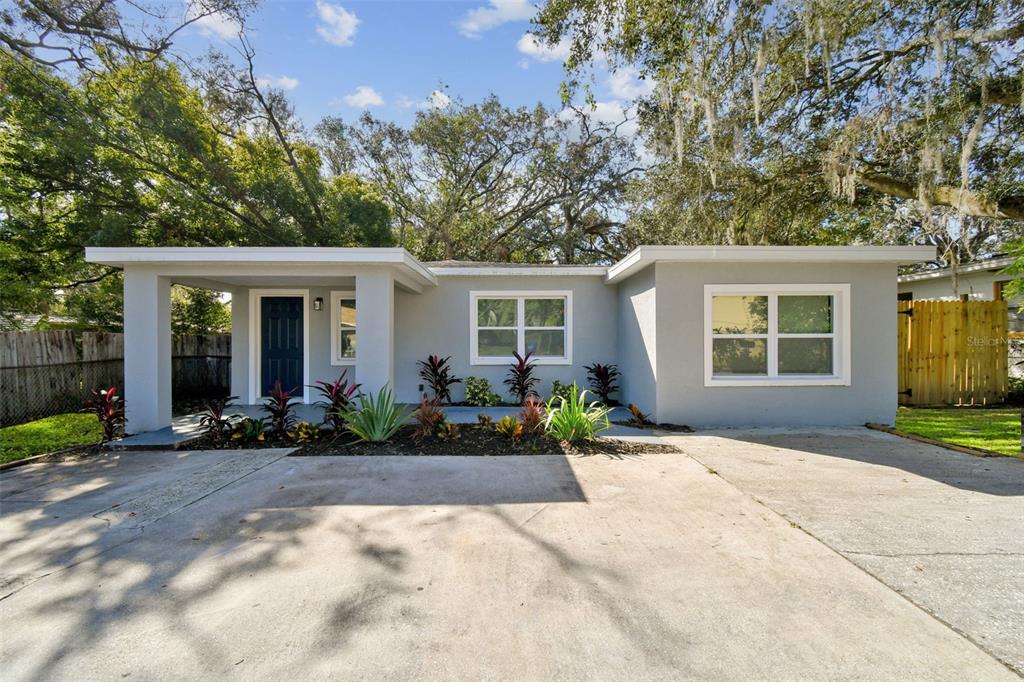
[0,331,230,426]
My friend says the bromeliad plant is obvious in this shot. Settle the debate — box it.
[262,381,300,437]
[84,386,125,442]
[626,403,653,427]
[342,385,411,442]
[417,354,462,404]
[584,363,621,405]
[312,371,360,431]
[504,351,539,404]
[520,396,545,435]
[544,384,612,443]
[199,395,238,446]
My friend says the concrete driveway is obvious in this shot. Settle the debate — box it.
[0,440,1018,680]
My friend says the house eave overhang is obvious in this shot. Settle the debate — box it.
[605,245,938,284]
[84,247,438,289]
[897,255,1016,284]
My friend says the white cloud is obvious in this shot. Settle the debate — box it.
[316,1,359,46]
[516,33,569,62]
[395,95,418,109]
[190,10,241,40]
[607,66,654,100]
[517,58,530,70]
[423,90,451,109]
[342,85,384,108]
[458,0,535,38]
[257,75,300,91]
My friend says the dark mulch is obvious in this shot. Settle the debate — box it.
[612,421,694,433]
[291,425,680,456]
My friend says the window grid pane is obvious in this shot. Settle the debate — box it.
[337,296,356,360]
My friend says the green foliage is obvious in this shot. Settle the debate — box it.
[342,385,411,442]
[544,384,611,442]
[464,377,502,406]
[172,286,231,335]
[549,380,576,404]
[1008,377,1024,405]
[0,414,104,464]
[495,415,523,442]
[232,417,267,444]
[895,407,1021,457]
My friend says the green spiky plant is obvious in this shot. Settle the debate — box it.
[341,385,411,442]
[544,384,612,442]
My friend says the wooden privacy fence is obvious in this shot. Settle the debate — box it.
[0,331,230,426]
[897,300,1008,406]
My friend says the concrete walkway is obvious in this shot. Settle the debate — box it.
[665,427,1024,675]
[0,441,1015,680]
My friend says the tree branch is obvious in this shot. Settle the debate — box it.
[857,171,1024,220]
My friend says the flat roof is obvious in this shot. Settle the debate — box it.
[897,255,1015,283]
[605,245,937,283]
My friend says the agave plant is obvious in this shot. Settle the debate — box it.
[544,384,611,443]
[584,363,621,404]
[198,395,238,446]
[261,381,300,436]
[417,354,462,404]
[341,385,411,442]
[84,386,125,441]
[312,371,360,430]
[503,351,538,404]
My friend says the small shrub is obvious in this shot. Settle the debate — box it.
[413,394,446,440]
[232,417,267,443]
[262,381,300,436]
[495,415,523,442]
[626,403,653,427]
[520,396,545,434]
[312,371,360,430]
[417,354,462,404]
[465,376,502,406]
[549,380,576,404]
[198,395,237,446]
[1008,376,1024,405]
[83,386,125,441]
[585,363,621,404]
[289,420,323,444]
[504,351,539,404]
[437,422,461,440]
[544,384,611,442]
[477,413,494,428]
[342,385,410,442]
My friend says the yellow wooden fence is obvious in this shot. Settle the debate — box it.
[897,300,1009,406]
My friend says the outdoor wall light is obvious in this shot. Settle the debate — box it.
[313,297,324,311]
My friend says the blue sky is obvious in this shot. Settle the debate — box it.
[175,0,650,130]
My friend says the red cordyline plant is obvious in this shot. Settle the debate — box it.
[417,354,462,404]
[84,386,125,442]
[584,363,621,405]
[199,395,237,447]
[503,351,539,404]
[261,381,300,436]
[312,371,360,430]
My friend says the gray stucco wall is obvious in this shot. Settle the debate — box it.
[394,275,618,404]
[652,262,898,427]
[615,265,658,415]
[898,270,1015,301]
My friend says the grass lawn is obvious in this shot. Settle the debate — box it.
[895,407,1022,457]
[0,414,103,464]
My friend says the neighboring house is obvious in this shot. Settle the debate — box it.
[897,255,1022,332]
[85,245,934,433]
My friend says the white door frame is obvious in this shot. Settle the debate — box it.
[248,289,310,404]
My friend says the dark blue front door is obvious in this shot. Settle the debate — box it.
[261,296,304,398]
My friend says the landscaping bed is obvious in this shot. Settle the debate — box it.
[186,424,680,456]
[612,421,694,433]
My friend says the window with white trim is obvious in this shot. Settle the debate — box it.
[703,284,850,386]
[470,291,572,364]
[330,290,356,365]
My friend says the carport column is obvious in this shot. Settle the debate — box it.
[355,270,395,395]
[229,287,250,401]
[123,267,172,433]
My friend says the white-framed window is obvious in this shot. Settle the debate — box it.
[330,290,356,365]
[470,290,572,365]
[703,284,851,387]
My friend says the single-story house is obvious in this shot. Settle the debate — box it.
[85,245,935,433]
[897,255,1022,332]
